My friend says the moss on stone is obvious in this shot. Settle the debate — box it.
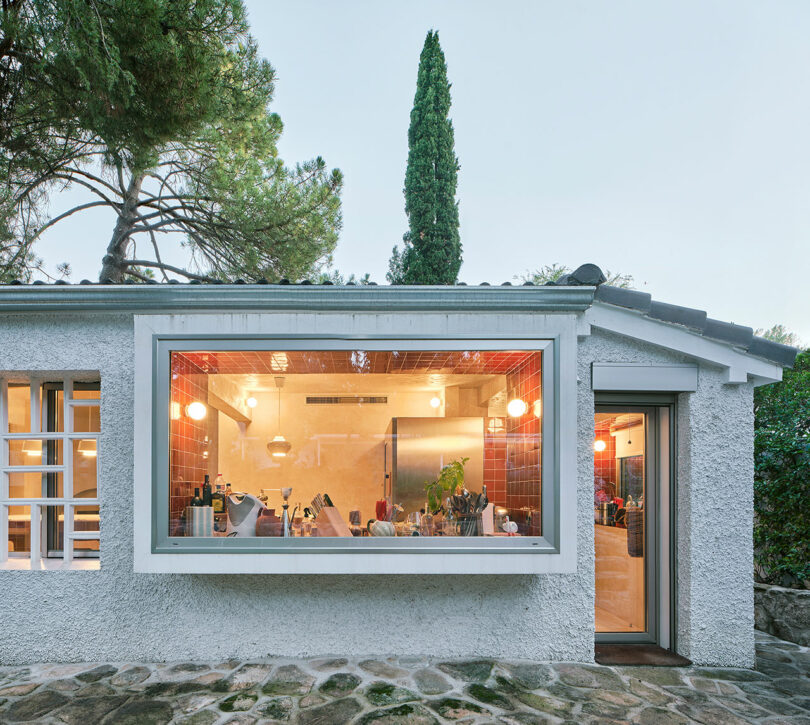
[364,681,418,706]
[218,692,257,712]
[465,683,514,710]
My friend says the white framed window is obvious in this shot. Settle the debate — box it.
[0,377,100,570]
[134,312,580,574]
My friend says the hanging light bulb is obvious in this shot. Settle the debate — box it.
[594,439,607,452]
[429,396,441,409]
[267,377,292,458]
[246,396,258,408]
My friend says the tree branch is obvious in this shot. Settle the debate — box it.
[27,200,112,244]
[123,258,217,282]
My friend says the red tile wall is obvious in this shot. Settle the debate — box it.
[169,354,211,533]
[593,420,618,501]
[484,419,506,506]
[505,352,542,535]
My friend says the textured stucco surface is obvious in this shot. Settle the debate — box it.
[0,313,754,666]
[583,328,755,667]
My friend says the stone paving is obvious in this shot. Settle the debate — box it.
[0,632,808,724]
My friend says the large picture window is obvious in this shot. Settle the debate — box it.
[1,378,100,569]
[166,348,544,544]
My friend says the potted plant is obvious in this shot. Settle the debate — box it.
[425,457,469,515]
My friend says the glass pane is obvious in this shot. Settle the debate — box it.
[8,505,30,555]
[72,387,100,400]
[71,405,100,433]
[73,505,100,532]
[8,471,49,498]
[594,411,646,633]
[72,440,98,498]
[7,385,30,433]
[7,439,62,467]
[50,505,99,553]
[169,349,543,539]
[47,505,65,553]
[48,389,64,433]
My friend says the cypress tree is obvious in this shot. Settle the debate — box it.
[388,31,461,284]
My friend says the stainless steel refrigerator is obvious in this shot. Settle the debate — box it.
[384,417,485,514]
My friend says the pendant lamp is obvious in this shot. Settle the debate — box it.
[267,376,292,458]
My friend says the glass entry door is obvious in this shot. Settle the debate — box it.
[594,406,658,641]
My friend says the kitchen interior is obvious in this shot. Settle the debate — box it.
[594,411,646,633]
[170,350,542,539]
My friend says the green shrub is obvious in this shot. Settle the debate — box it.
[754,350,810,588]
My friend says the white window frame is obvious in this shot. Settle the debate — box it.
[0,376,100,570]
[134,312,579,574]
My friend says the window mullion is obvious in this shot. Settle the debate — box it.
[0,381,7,564]
[63,378,73,502]
[63,504,74,564]
[63,378,74,561]
[30,379,41,434]
[29,503,40,567]
[0,504,6,565]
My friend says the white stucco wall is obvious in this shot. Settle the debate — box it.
[581,328,755,667]
[0,312,754,665]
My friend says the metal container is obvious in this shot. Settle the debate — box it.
[383,417,485,514]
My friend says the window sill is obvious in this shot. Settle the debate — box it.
[0,557,99,571]
[136,547,574,574]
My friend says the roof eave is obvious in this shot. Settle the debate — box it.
[0,284,597,314]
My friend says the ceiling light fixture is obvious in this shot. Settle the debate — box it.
[593,439,607,452]
[78,439,97,458]
[507,398,528,417]
[267,377,292,458]
[186,401,207,421]
[22,439,43,457]
[429,396,441,409]
[246,396,258,409]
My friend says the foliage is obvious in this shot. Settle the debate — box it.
[0,0,342,282]
[756,324,803,348]
[388,31,460,285]
[517,264,634,288]
[424,456,468,514]
[314,269,373,285]
[754,348,810,588]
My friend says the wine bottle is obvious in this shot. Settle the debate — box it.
[323,493,334,508]
[191,487,204,507]
[211,484,225,513]
[202,474,212,507]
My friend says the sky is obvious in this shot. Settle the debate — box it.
[36,1,810,341]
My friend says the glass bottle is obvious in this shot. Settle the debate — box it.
[202,474,212,507]
[190,488,203,507]
[211,484,225,514]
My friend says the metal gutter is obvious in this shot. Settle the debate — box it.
[0,284,597,313]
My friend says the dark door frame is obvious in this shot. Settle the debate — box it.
[594,393,677,650]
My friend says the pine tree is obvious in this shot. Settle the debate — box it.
[0,0,342,283]
[388,31,460,284]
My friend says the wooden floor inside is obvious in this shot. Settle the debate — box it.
[595,606,644,633]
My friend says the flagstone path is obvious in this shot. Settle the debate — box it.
[0,631,807,724]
